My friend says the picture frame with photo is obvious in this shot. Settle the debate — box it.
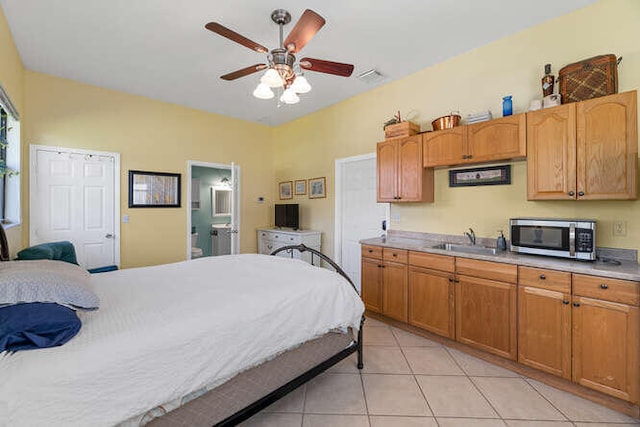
[128,170,181,208]
[279,181,293,200]
[294,179,307,195]
[308,177,326,199]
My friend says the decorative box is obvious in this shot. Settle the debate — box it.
[384,121,420,139]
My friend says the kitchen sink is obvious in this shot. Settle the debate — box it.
[430,243,498,255]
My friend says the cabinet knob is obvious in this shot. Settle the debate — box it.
[448,276,454,283]
[377,264,382,268]
[392,253,398,257]
[467,154,473,159]
[462,155,468,159]
[539,274,546,280]
[578,191,585,197]
[562,300,570,305]
[568,191,575,196]
[381,265,386,268]
[454,278,460,283]
[573,302,581,307]
[600,283,608,289]
[368,249,373,253]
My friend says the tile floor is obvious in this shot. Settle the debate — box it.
[241,318,640,427]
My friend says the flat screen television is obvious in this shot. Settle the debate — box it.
[275,204,299,229]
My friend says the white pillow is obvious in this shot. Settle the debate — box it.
[0,260,99,310]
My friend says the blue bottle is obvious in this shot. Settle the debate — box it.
[502,95,513,117]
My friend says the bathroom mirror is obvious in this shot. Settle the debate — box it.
[211,187,232,216]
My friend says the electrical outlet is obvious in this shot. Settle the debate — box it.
[613,221,627,236]
[391,213,401,224]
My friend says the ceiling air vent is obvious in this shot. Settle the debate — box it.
[357,69,385,84]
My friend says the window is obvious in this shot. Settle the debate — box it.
[0,85,20,225]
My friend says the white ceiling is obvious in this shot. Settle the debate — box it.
[1,0,596,126]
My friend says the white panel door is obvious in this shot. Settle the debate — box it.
[336,154,389,292]
[31,147,119,269]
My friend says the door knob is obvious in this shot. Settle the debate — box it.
[105,233,114,239]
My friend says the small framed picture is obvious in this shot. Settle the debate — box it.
[279,181,293,200]
[309,177,326,199]
[129,170,181,208]
[294,179,307,195]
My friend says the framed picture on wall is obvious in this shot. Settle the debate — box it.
[128,170,181,208]
[279,181,293,200]
[309,177,326,199]
[294,179,307,195]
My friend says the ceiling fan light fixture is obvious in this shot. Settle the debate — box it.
[290,75,311,94]
[280,87,300,104]
[261,68,284,88]
[253,82,274,99]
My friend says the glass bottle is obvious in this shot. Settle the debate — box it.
[502,96,513,117]
[541,63,555,97]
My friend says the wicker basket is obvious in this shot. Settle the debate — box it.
[558,54,620,104]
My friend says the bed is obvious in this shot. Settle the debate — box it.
[0,240,365,427]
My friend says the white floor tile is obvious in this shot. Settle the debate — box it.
[416,375,497,418]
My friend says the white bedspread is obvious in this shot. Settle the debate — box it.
[0,254,364,427]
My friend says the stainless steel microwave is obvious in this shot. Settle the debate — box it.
[510,218,596,261]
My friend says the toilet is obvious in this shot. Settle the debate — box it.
[191,233,203,259]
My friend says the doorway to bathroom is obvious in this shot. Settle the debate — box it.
[186,161,240,259]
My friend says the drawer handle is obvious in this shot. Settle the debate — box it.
[539,274,546,280]
[368,249,373,253]
[573,302,581,307]
[562,300,570,305]
[392,253,398,257]
[600,283,608,289]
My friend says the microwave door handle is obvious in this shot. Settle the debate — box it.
[569,223,576,257]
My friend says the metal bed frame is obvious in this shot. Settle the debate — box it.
[213,245,365,426]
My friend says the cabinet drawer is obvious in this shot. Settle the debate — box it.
[519,266,571,293]
[383,248,408,263]
[573,274,639,306]
[362,245,383,259]
[456,258,517,283]
[409,251,455,272]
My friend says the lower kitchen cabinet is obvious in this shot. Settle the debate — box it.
[518,286,572,379]
[361,257,384,313]
[456,274,517,360]
[572,274,640,403]
[409,266,455,338]
[518,266,572,379]
[383,261,408,322]
[361,245,408,322]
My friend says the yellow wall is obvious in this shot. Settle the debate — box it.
[24,72,275,268]
[273,0,640,257]
[0,5,24,256]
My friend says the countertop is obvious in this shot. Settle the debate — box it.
[360,232,640,282]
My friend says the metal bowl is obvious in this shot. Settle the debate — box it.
[431,114,461,131]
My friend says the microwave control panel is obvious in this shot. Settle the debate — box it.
[576,228,594,252]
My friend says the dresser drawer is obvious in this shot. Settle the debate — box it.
[383,248,408,263]
[260,231,302,244]
[456,258,517,283]
[362,245,383,259]
[519,266,571,293]
[409,251,455,272]
[573,274,639,306]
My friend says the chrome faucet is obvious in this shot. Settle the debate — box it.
[464,228,476,245]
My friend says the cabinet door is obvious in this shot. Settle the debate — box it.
[526,104,577,200]
[361,258,384,313]
[456,275,517,360]
[377,139,397,202]
[398,135,427,201]
[518,286,571,379]
[409,266,455,338]
[423,127,466,167]
[576,91,638,200]
[467,114,527,163]
[573,296,639,403]
[383,261,408,322]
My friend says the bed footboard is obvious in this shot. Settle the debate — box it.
[270,244,364,370]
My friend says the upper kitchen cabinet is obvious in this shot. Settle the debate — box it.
[424,114,526,168]
[527,91,637,200]
[377,135,434,203]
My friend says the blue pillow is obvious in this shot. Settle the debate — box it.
[0,302,81,352]
[16,241,79,265]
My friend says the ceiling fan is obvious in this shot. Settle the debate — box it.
[205,9,355,104]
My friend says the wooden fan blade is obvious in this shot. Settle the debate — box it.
[283,9,325,53]
[205,22,268,54]
[221,64,268,81]
[299,58,354,77]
